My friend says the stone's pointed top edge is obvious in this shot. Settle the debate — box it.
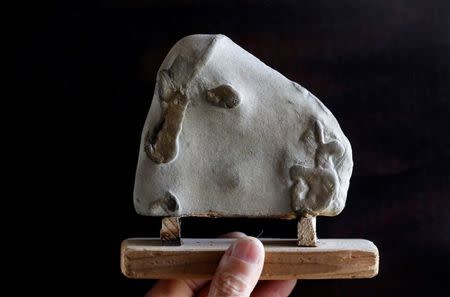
[174,33,229,49]
[183,34,223,86]
[180,33,228,40]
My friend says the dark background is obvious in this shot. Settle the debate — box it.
[17,0,449,296]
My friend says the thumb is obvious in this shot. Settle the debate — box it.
[207,236,265,297]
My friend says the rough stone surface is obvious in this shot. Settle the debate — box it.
[134,34,353,218]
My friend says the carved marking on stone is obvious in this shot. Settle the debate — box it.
[297,216,317,247]
[160,217,181,245]
[145,91,188,163]
[206,84,241,108]
[290,120,345,216]
[145,35,223,164]
[148,192,181,216]
[145,60,189,164]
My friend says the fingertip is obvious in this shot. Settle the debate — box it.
[208,236,265,296]
[218,231,247,238]
[229,236,265,264]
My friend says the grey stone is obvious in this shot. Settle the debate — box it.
[134,34,353,218]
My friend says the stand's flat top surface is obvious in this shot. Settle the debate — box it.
[121,238,379,280]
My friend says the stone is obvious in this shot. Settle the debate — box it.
[134,34,353,220]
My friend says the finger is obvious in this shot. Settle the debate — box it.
[250,280,297,297]
[148,233,248,296]
[196,283,211,297]
[207,236,265,297]
[195,233,247,297]
[218,232,247,238]
[201,278,297,297]
[146,279,208,297]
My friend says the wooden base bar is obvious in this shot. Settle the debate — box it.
[121,238,379,280]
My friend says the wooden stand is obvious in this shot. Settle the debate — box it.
[159,216,318,247]
[297,216,317,247]
[121,238,379,280]
[160,217,181,245]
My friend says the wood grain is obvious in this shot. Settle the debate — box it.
[121,238,378,280]
[160,217,181,245]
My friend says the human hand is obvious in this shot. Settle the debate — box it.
[146,232,296,297]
